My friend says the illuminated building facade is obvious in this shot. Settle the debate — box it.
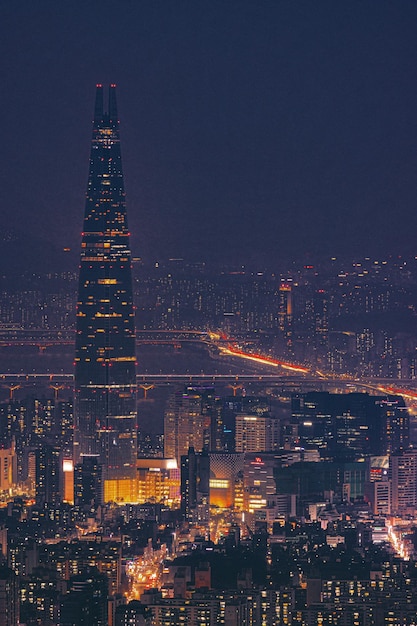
[62,458,74,504]
[243,453,276,514]
[0,444,16,492]
[209,452,244,508]
[136,458,179,506]
[364,456,391,516]
[74,85,137,500]
[235,414,277,453]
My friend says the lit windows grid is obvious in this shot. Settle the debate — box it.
[74,85,137,482]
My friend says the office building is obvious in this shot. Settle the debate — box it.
[74,85,137,502]
[243,453,276,515]
[136,458,179,506]
[292,392,409,460]
[390,449,417,515]
[209,452,244,509]
[364,456,391,516]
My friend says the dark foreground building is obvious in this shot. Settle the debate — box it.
[74,84,137,502]
[60,568,108,626]
[0,565,19,626]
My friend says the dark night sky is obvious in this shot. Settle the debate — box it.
[1,1,417,269]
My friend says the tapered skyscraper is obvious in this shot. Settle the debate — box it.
[74,85,137,501]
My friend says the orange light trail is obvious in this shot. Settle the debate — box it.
[219,344,310,374]
[375,385,417,401]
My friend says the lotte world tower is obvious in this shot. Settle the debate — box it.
[74,85,137,502]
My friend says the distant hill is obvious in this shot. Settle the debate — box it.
[0,229,78,276]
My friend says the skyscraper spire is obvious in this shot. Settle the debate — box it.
[74,85,137,503]
[94,84,104,121]
[108,84,118,120]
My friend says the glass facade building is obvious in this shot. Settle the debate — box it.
[74,85,137,495]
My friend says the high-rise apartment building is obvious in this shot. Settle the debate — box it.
[235,414,277,453]
[278,283,293,355]
[74,85,137,502]
[164,388,208,463]
[74,454,103,509]
[390,449,417,515]
[28,444,60,506]
[180,447,209,523]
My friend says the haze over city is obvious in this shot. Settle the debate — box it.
[1,3,417,626]
[2,1,417,270]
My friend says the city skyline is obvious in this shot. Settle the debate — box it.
[1,2,417,272]
[2,5,417,621]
